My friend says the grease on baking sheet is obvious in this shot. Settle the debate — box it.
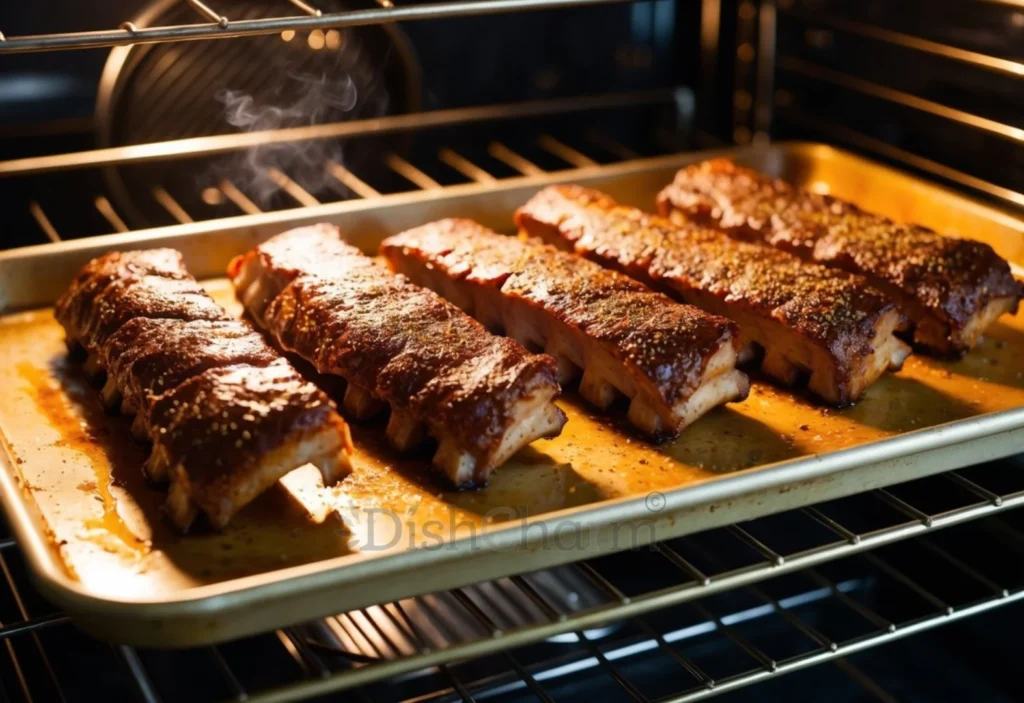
[16,360,150,560]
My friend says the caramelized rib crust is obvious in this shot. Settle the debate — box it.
[229,225,567,486]
[149,360,351,529]
[381,219,749,438]
[657,159,1023,356]
[54,248,195,352]
[82,276,228,354]
[58,250,353,532]
[102,319,279,420]
[516,185,911,405]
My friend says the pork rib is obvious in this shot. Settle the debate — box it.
[516,185,911,405]
[657,159,1022,356]
[229,225,566,486]
[381,219,749,438]
[58,249,353,531]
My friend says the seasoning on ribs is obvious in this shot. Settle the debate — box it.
[55,248,192,354]
[381,219,749,439]
[229,225,567,487]
[58,249,353,531]
[148,360,351,530]
[100,318,279,436]
[657,159,1023,356]
[516,185,912,405]
[55,249,228,377]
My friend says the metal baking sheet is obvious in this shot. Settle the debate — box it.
[1,142,1022,646]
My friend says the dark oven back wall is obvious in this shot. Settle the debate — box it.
[4,0,1020,205]
[405,1,687,109]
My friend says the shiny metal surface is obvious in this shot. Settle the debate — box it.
[254,485,1024,700]
[0,143,1022,649]
[772,0,1024,218]
[0,0,632,54]
[780,109,1024,211]
[781,13,1024,78]
[4,460,1022,701]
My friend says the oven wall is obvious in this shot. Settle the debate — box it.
[768,0,1024,196]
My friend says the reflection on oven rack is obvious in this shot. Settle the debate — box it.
[0,0,632,54]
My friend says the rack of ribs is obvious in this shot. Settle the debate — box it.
[380,219,749,439]
[516,185,912,406]
[229,225,567,487]
[657,159,1023,357]
[55,249,353,531]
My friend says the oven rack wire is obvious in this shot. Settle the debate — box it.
[0,4,1021,223]
[774,12,1022,205]
[1,459,1022,702]
[0,90,675,180]
[714,1,1024,209]
[0,90,685,248]
[1,87,1021,254]
[0,0,632,54]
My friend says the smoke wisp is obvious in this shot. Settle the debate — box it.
[213,31,390,207]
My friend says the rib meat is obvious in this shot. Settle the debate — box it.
[100,318,279,435]
[148,360,351,530]
[229,225,567,486]
[381,219,749,439]
[58,249,353,531]
[56,249,203,354]
[516,185,912,405]
[657,159,1023,356]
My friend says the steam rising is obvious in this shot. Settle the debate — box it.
[214,31,390,207]
[221,74,359,130]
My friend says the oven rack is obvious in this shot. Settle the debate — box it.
[0,0,632,54]
[1,3,1021,215]
[2,458,1022,702]
[0,90,677,180]
[1,85,1020,255]
[0,90,684,249]
[721,1,1024,210]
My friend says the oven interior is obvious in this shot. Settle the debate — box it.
[1,0,1023,700]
